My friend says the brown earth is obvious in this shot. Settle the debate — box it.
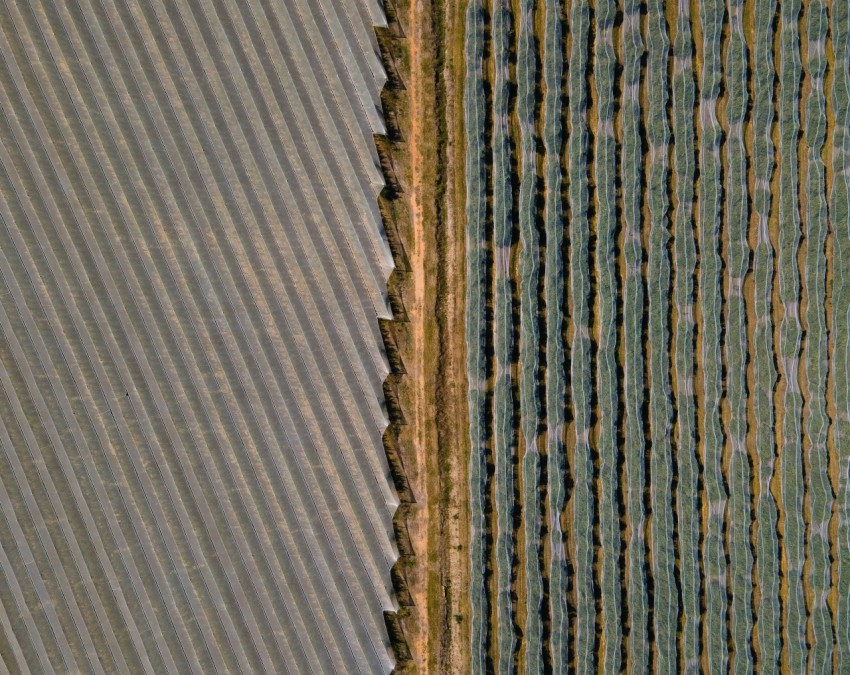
[397,0,469,671]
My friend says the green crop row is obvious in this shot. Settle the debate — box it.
[832,1,850,664]
[463,1,488,671]
[671,2,700,669]
[751,0,781,669]
[621,2,648,671]
[593,0,622,671]
[492,1,517,670]
[543,0,568,670]
[567,0,595,669]
[724,3,754,673]
[804,2,833,672]
[699,0,728,670]
[646,0,676,671]
[778,2,807,670]
[516,0,543,671]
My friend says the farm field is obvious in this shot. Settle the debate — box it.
[464,0,850,672]
[0,0,412,672]
[5,0,850,672]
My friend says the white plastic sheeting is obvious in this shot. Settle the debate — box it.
[0,0,398,672]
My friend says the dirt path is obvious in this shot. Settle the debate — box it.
[401,0,468,671]
[405,0,430,669]
[437,0,470,669]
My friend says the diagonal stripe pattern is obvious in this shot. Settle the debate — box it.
[0,0,399,672]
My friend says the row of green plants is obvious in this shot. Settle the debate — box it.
[778,1,807,669]
[463,1,488,671]
[492,0,517,669]
[832,0,850,663]
[543,0,568,670]
[698,0,728,669]
[804,2,833,671]
[724,2,753,672]
[516,0,543,671]
[751,0,781,668]
[593,0,622,671]
[567,0,595,670]
[621,2,648,670]
[671,0,700,669]
[646,0,675,671]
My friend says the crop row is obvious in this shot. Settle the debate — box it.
[671,1,699,669]
[831,0,850,664]
[646,0,675,671]
[751,0,781,668]
[464,0,489,671]
[567,0,595,669]
[516,0,543,671]
[778,1,807,669]
[698,0,729,670]
[492,0,517,670]
[723,2,754,672]
[804,2,833,671]
[620,2,648,671]
[671,2,700,671]
[593,0,622,671]
[543,0,568,670]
